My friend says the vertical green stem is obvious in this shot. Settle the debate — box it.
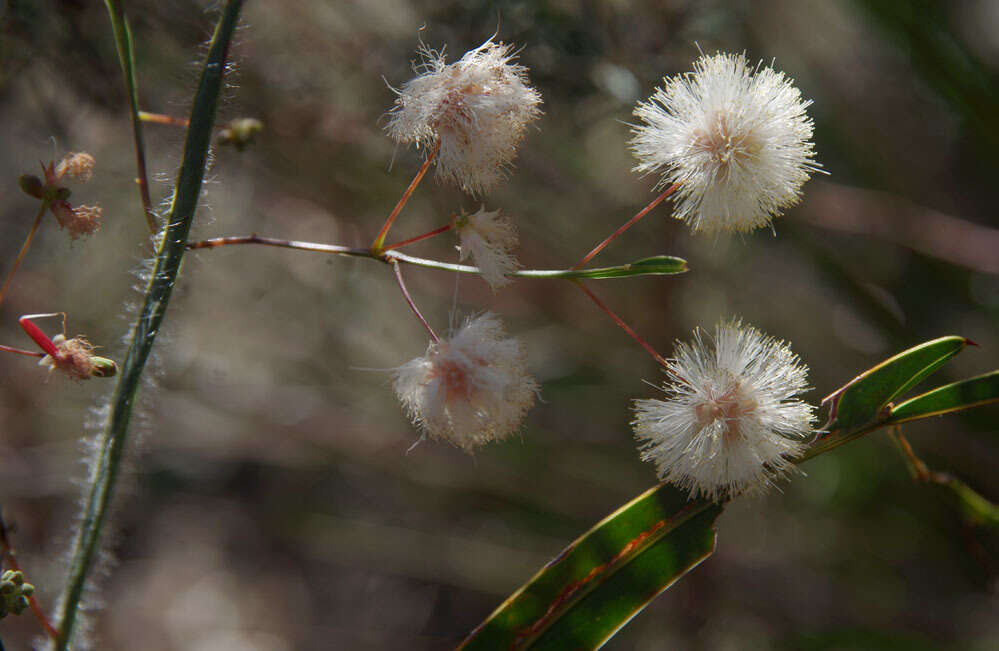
[103,0,158,234]
[52,3,244,648]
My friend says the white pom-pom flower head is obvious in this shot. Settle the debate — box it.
[386,39,543,196]
[456,207,519,290]
[632,320,815,501]
[630,52,820,234]
[393,314,538,451]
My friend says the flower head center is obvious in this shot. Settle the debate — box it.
[690,111,762,179]
[694,380,757,436]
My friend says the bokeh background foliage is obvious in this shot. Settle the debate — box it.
[1,1,997,649]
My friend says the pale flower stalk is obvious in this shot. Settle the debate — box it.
[386,38,543,196]
[632,320,815,501]
[456,207,519,290]
[630,52,820,234]
[393,314,538,451]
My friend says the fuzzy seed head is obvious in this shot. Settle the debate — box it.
[456,207,519,289]
[632,320,815,501]
[630,53,820,234]
[50,201,102,239]
[386,39,543,196]
[393,314,538,451]
[55,152,96,183]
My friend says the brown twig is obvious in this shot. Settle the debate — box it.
[0,202,48,309]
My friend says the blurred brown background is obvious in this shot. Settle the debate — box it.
[1,1,997,649]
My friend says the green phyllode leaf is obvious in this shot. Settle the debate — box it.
[821,336,969,431]
[459,485,721,650]
[549,256,689,280]
[886,370,999,424]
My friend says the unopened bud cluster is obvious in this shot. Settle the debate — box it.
[0,570,35,618]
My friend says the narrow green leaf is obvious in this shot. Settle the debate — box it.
[886,370,999,424]
[821,336,969,431]
[52,3,244,648]
[523,255,688,280]
[459,485,721,650]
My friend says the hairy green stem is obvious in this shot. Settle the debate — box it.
[103,0,158,234]
[53,3,244,647]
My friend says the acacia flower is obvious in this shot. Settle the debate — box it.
[629,53,820,234]
[632,320,815,501]
[386,39,543,196]
[456,207,519,290]
[393,314,538,451]
[38,334,117,380]
[20,151,103,239]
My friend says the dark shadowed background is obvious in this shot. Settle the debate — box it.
[1,1,997,649]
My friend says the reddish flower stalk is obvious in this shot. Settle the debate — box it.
[392,260,438,343]
[0,202,48,309]
[382,221,455,252]
[371,141,441,252]
[573,280,669,368]
[572,183,678,270]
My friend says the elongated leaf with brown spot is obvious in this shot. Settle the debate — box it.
[459,485,721,650]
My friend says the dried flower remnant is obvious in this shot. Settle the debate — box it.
[456,207,519,289]
[632,320,815,501]
[386,39,543,195]
[393,314,538,451]
[19,151,104,239]
[630,53,819,234]
[38,334,117,380]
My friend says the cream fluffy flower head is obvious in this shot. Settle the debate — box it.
[456,207,519,290]
[632,320,815,501]
[393,314,538,451]
[386,39,543,196]
[630,52,820,234]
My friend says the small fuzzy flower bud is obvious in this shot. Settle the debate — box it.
[456,207,519,290]
[386,39,543,196]
[630,53,820,234]
[54,152,96,183]
[217,117,264,151]
[19,174,44,198]
[632,320,815,501]
[39,334,117,380]
[393,314,538,451]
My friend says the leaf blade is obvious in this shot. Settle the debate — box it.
[886,370,999,423]
[459,485,721,650]
[821,336,969,431]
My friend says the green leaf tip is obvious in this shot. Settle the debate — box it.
[821,336,970,432]
[554,255,688,280]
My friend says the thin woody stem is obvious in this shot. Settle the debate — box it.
[383,221,455,252]
[0,202,48,309]
[371,141,441,252]
[0,512,59,640]
[392,260,438,343]
[572,183,678,270]
[138,111,189,127]
[573,280,669,367]
[0,344,45,358]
